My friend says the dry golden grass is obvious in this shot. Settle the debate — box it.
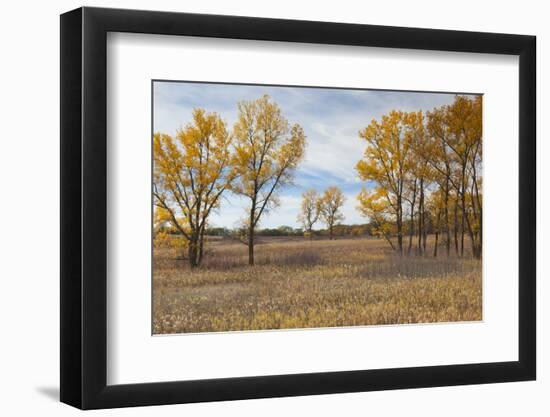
[153,236,482,334]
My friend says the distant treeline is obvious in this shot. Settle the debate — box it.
[158,224,373,238]
[157,221,439,239]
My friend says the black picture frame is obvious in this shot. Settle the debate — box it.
[60,6,536,410]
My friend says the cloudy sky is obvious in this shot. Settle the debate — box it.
[153,81,461,229]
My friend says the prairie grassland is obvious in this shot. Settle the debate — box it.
[153,237,482,334]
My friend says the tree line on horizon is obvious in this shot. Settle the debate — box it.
[153,93,482,268]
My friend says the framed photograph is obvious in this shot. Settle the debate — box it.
[60,6,536,409]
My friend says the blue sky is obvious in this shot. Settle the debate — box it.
[153,81,464,229]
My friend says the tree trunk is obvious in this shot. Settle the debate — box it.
[248,224,255,265]
[329,223,334,240]
[475,242,482,259]
[422,223,427,255]
[468,172,482,259]
[460,165,467,257]
[188,238,199,269]
[383,232,396,251]
[248,202,256,265]
[475,205,482,259]
[433,208,441,257]
[407,212,415,255]
[407,217,414,255]
[444,178,450,256]
[453,198,459,256]
[476,213,482,259]
[463,203,479,260]
[417,178,424,255]
[396,195,403,254]
[408,182,417,255]
[460,218,465,256]
[198,226,205,265]
[471,150,483,260]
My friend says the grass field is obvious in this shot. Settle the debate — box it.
[152,236,482,334]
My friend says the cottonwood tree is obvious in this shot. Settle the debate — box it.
[319,186,345,240]
[356,96,482,259]
[356,110,414,253]
[425,106,455,256]
[297,189,321,238]
[446,95,482,258]
[357,188,395,249]
[405,111,432,255]
[153,109,237,268]
[232,95,306,265]
[426,96,482,258]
